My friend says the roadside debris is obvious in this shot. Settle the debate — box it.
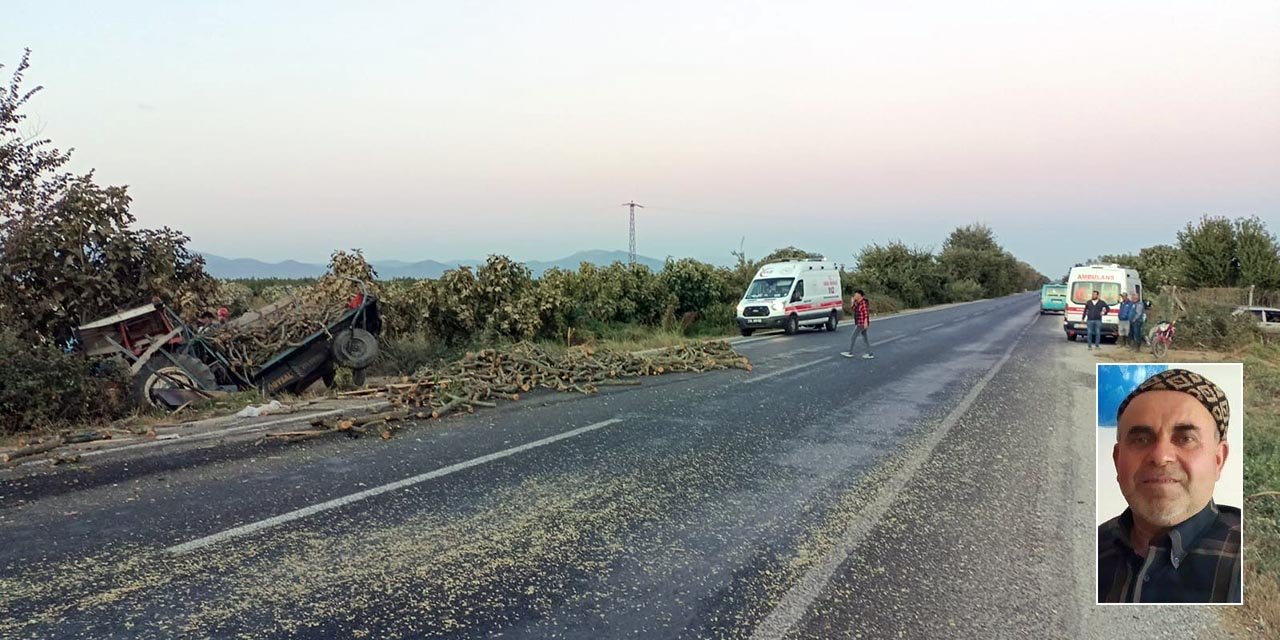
[234,400,296,418]
[264,340,751,443]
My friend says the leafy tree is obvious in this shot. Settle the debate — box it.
[0,49,213,343]
[758,246,825,263]
[1091,254,1139,268]
[1234,215,1280,289]
[1134,244,1181,289]
[1176,215,1238,287]
[855,241,944,308]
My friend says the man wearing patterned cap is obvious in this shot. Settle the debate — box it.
[1098,368,1241,603]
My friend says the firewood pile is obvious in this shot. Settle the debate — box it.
[265,340,752,442]
[207,297,344,378]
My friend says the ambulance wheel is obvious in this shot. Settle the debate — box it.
[825,312,838,332]
[740,328,754,337]
[783,315,799,335]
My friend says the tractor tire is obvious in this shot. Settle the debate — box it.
[351,368,368,388]
[131,354,217,409]
[333,328,379,369]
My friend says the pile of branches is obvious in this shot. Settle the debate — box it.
[206,297,344,378]
[205,251,377,378]
[266,340,751,442]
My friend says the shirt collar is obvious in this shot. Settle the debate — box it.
[1111,501,1220,569]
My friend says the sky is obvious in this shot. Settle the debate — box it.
[5,0,1278,278]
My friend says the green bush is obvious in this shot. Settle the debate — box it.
[946,279,985,303]
[0,329,130,434]
[660,258,726,316]
[1175,303,1261,350]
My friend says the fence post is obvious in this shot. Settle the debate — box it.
[1249,285,1255,306]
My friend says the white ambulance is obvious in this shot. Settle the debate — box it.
[736,259,844,336]
[1063,263,1143,342]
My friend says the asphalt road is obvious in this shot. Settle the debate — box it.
[0,294,1236,639]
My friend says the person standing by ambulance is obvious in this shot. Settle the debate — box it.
[841,290,875,359]
[1083,290,1110,350]
[1117,292,1135,348]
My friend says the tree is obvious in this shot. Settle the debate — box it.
[1134,244,1181,290]
[937,223,1024,298]
[855,242,944,307]
[758,246,825,264]
[1015,260,1050,291]
[660,258,725,316]
[1,49,213,343]
[1176,215,1238,287]
[1234,216,1280,289]
[1091,254,1139,268]
[941,223,1001,254]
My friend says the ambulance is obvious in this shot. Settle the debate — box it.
[1063,263,1143,342]
[736,259,843,336]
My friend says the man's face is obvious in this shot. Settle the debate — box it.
[1114,390,1228,528]
[853,293,863,302]
[1092,291,1100,300]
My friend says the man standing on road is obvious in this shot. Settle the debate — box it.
[1117,292,1135,348]
[1083,290,1110,350]
[1098,369,1240,603]
[841,289,874,359]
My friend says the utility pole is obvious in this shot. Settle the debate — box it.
[621,201,644,265]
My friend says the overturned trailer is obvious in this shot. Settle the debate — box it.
[74,282,382,408]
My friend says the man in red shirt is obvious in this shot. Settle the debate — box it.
[841,289,875,359]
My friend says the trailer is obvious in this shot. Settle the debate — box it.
[73,282,382,408]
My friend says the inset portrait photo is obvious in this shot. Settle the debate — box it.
[1096,363,1243,605]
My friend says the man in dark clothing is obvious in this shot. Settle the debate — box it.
[1098,369,1240,603]
[1082,290,1110,350]
[1130,299,1149,351]
[841,290,874,359]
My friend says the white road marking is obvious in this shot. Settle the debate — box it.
[919,322,945,332]
[750,315,1034,639]
[165,417,625,555]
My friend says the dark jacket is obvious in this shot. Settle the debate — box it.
[1083,299,1110,321]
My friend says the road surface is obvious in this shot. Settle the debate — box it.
[0,294,1235,638]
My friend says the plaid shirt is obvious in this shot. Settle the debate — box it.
[1098,501,1241,603]
[853,298,870,327]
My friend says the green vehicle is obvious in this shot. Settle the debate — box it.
[1040,284,1068,314]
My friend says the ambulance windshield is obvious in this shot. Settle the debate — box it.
[745,278,795,299]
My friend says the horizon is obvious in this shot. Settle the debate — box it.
[8,0,1278,278]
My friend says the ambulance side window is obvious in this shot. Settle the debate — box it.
[791,280,804,302]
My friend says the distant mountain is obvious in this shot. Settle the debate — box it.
[199,254,328,279]
[196,250,666,279]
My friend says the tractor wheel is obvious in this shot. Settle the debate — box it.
[131,354,217,409]
[333,328,379,369]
